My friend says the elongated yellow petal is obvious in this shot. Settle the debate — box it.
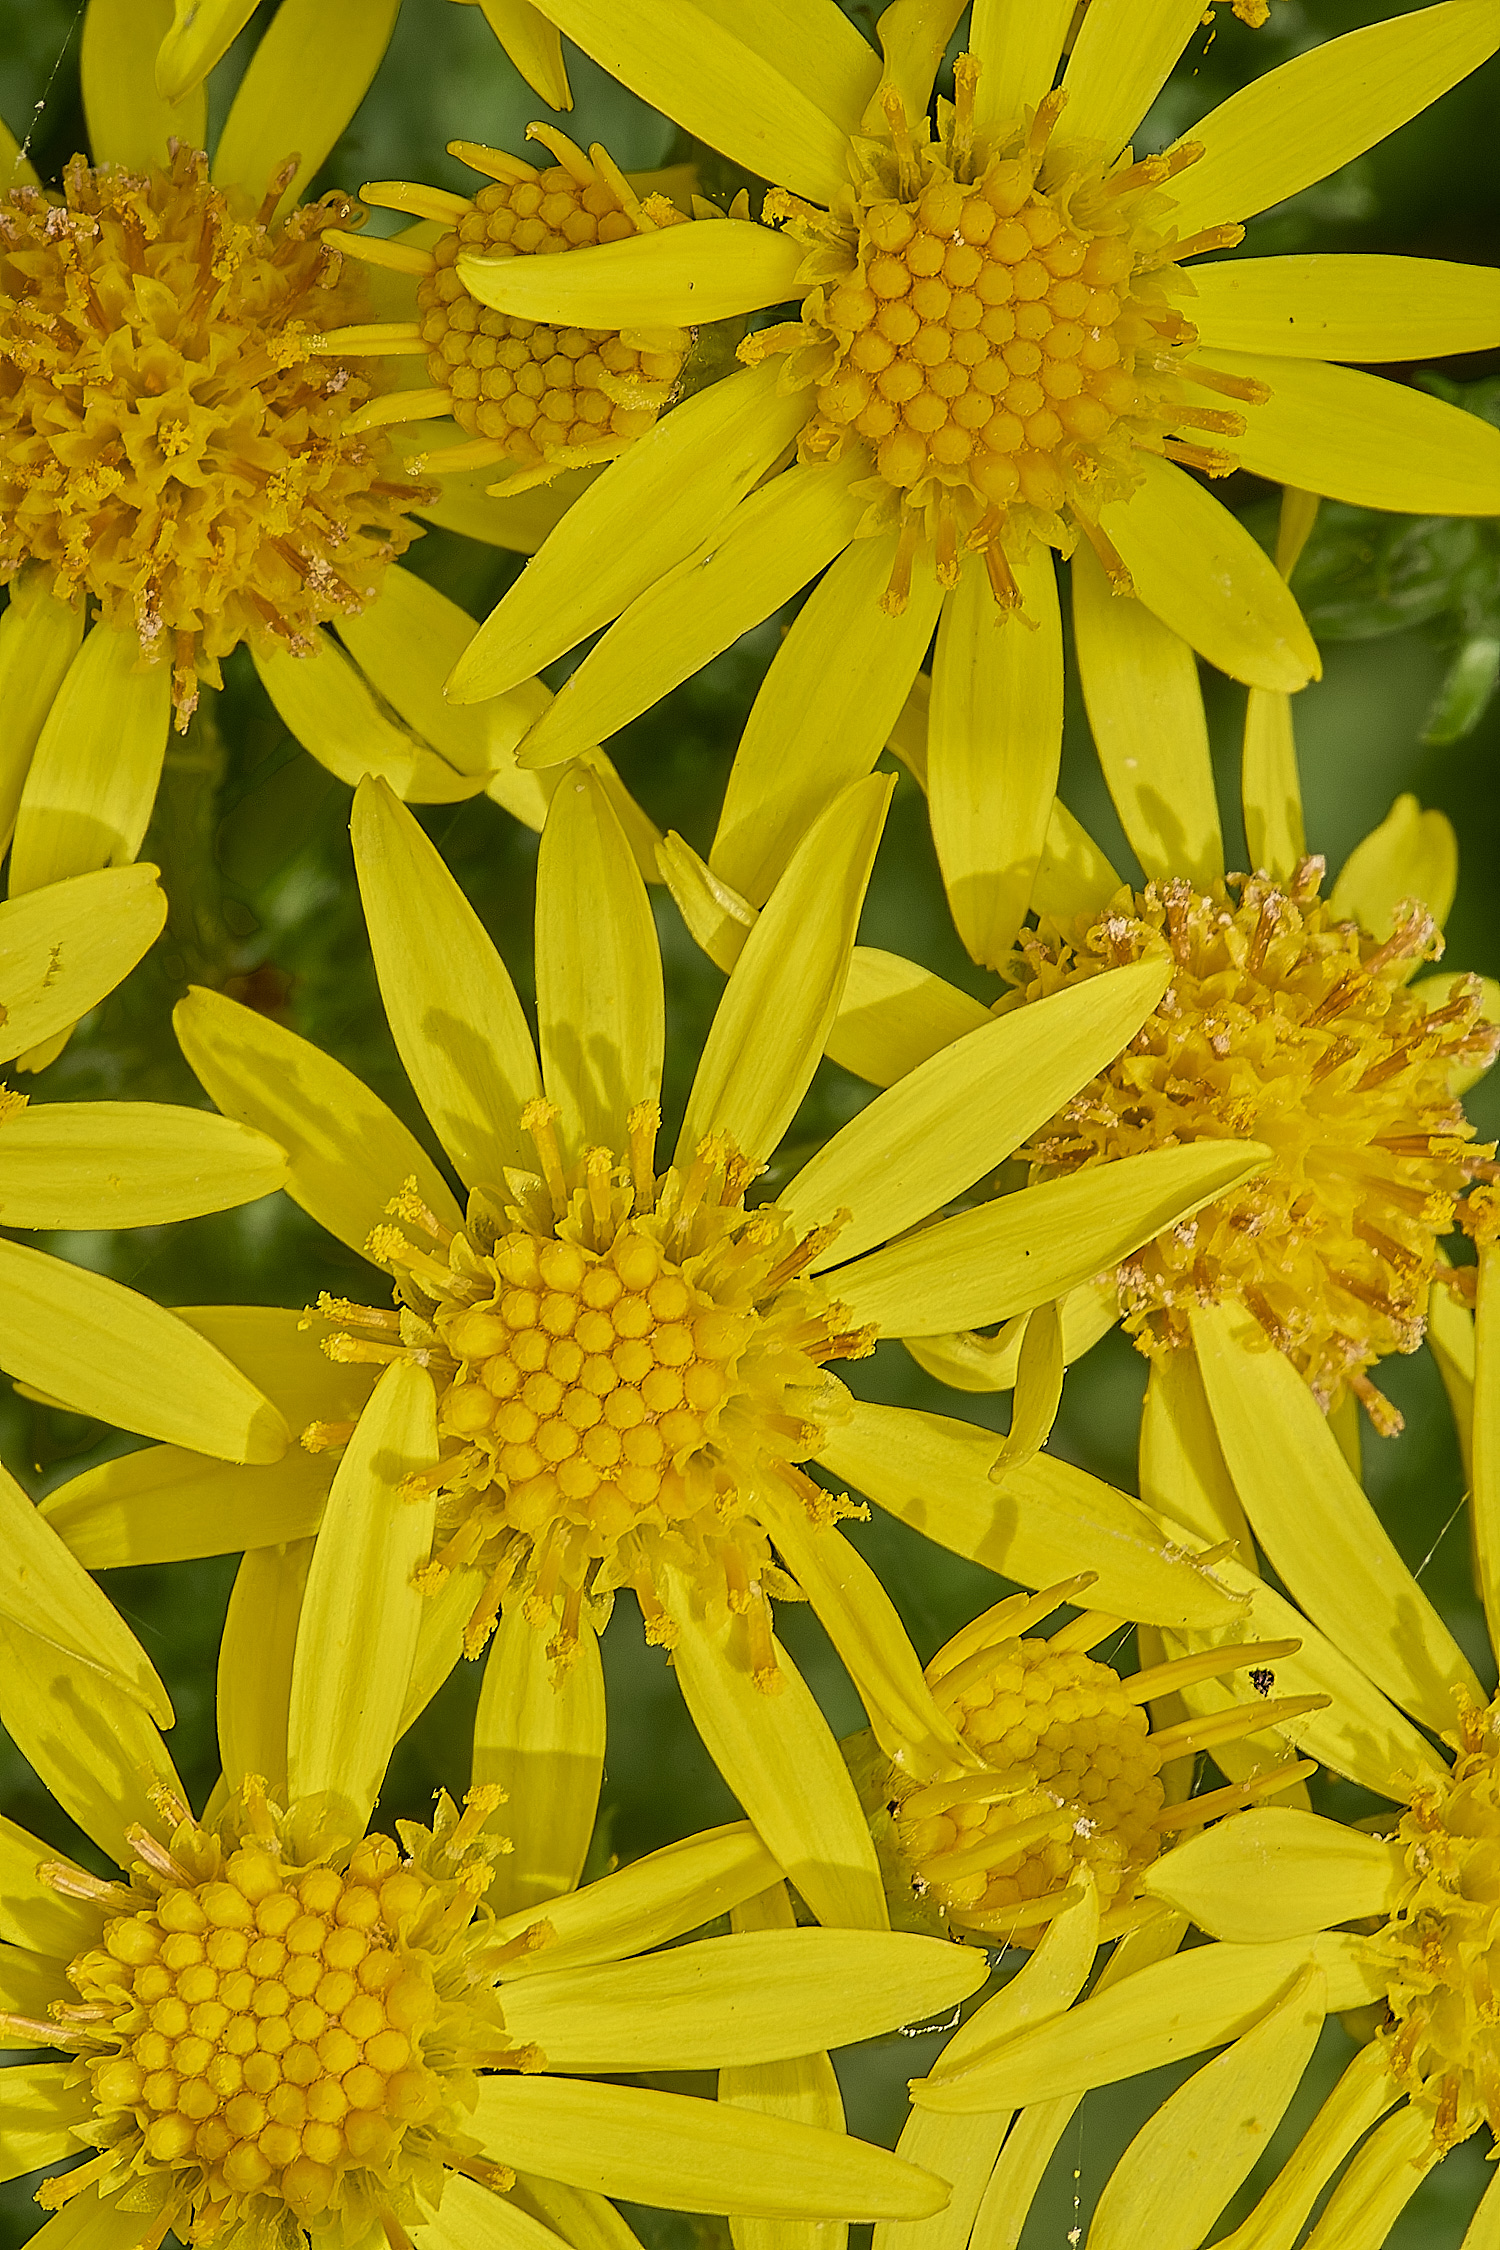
[1190,1300,1481,1734]
[0,864,165,1067]
[22,2192,160,2250]
[930,545,1062,967]
[475,0,571,108]
[1213,2041,1397,2250]
[81,0,204,167]
[0,1104,286,1229]
[155,0,259,99]
[339,568,531,783]
[1058,0,1207,163]
[826,946,992,1090]
[1474,1231,1500,1661]
[175,985,462,1259]
[1072,540,1222,885]
[1103,456,1320,693]
[913,1934,1382,2112]
[970,0,1074,140]
[9,622,171,896]
[0,1816,100,1957]
[490,1822,780,1975]
[659,830,756,974]
[0,112,41,191]
[1299,2103,1437,2249]
[0,1241,287,1462]
[414,2173,572,2250]
[0,1614,185,1865]
[287,1359,437,1838]
[0,1463,170,1722]
[462,221,804,331]
[1465,2165,1500,2250]
[1141,1808,1402,1941]
[1431,1263,1477,1487]
[712,535,944,909]
[0,1941,65,2037]
[835,1141,1266,1336]
[1,2060,94,2183]
[0,577,85,857]
[1191,255,1500,362]
[252,635,486,805]
[213,0,398,210]
[536,770,662,1156]
[1329,792,1457,947]
[218,1540,313,1801]
[1139,1349,1252,1555]
[816,1400,1241,1629]
[721,1882,844,2250]
[500,1927,986,2072]
[929,1879,1102,2086]
[471,2077,947,2219]
[904,1283,1119,1395]
[1087,1964,1327,2250]
[784,958,1168,1265]
[1031,799,1121,921]
[449,362,809,701]
[472,1603,605,1916]
[352,777,542,1189]
[678,777,890,1169]
[1242,684,1303,885]
[518,461,867,773]
[399,1561,486,1738]
[875,1,967,123]
[659,1565,888,1931]
[531,0,871,205]
[1167,0,1500,236]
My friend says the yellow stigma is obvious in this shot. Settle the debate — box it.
[0,149,428,726]
[1007,864,1500,1427]
[1380,1697,1500,2154]
[32,1784,533,2246]
[315,1110,874,1672]
[756,66,1259,609]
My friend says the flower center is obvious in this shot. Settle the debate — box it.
[758,67,1260,608]
[1007,864,1499,1427]
[1381,1699,1500,2152]
[0,148,427,724]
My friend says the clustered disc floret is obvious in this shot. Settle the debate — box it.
[0,146,427,722]
[1006,862,1500,1427]
[310,1099,874,1676]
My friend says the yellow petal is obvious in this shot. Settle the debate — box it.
[1214,2041,1397,2250]
[461,220,805,331]
[0,1103,286,1229]
[1139,1348,1252,1555]
[0,2060,94,2183]
[399,1562,488,1738]
[1465,2165,1500,2250]
[783,956,1169,1265]
[536,770,663,1155]
[1191,256,1500,362]
[24,2191,163,2250]
[213,0,399,211]
[723,1897,847,2250]
[415,2174,574,2250]
[517,460,867,772]
[218,1540,313,1802]
[711,533,944,909]
[415,448,598,555]
[929,1878,1101,2084]
[1190,1301,1481,1735]
[449,362,809,702]
[904,1282,1119,1394]
[499,1926,986,2072]
[470,2077,947,2219]
[81,0,205,167]
[1296,2103,1437,2249]
[252,634,486,805]
[1141,1809,1403,1941]
[912,1934,1382,2112]
[989,1298,1064,1472]
[970,0,1074,140]
[352,777,542,1188]
[532,0,873,205]
[1329,793,1457,947]
[658,830,756,975]
[1030,799,1123,921]
[678,777,891,1169]
[475,0,571,109]
[472,1603,605,1916]
[816,1399,1242,1629]
[1057,0,1207,162]
[930,544,1062,967]
[0,576,85,856]
[1166,0,1500,236]
[826,946,992,1090]
[1071,540,1223,885]
[339,567,537,784]
[9,622,171,895]
[1086,1964,1328,2250]
[287,1359,437,1838]
[834,1141,1267,1336]
[1474,1235,1500,1660]
[1242,686,1304,885]
[175,984,463,1260]
[0,1815,101,1957]
[1103,456,1320,692]
[0,1461,170,1723]
[0,1240,287,1462]
[0,111,41,191]
[0,1942,66,2038]
[0,1614,186,1865]
[489,1822,781,1975]
[155,0,258,98]
[1207,349,1500,515]
[658,1564,889,1931]
[1430,1261,1476,1487]
[0,864,165,1066]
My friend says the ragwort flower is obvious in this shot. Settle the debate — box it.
[0,769,1254,1929]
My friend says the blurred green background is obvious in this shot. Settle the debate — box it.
[2,0,1499,2243]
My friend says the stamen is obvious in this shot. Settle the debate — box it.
[302,1419,357,1453]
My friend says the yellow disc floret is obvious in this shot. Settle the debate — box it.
[0,148,427,725]
[1005,862,1500,1427]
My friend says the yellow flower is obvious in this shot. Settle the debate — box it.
[435,0,1500,969]
[0,1462,983,2250]
[2,768,1255,1929]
